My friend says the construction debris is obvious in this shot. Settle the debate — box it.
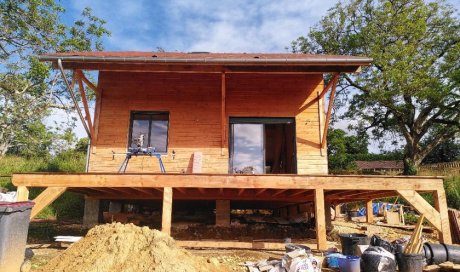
[244,246,320,272]
[404,215,425,254]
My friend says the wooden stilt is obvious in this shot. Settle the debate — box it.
[16,186,29,201]
[366,199,374,223]
[30,187,67,219]
[162,187,173,235]
[315,189,327,250]
[433,189,452,244]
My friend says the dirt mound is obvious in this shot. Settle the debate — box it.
[38,223,228,272]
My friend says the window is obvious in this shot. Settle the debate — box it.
[129,112,169,153]
[229,117,297,174]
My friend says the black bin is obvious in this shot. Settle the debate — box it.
[0,201,34,272]
[339,233,370,256]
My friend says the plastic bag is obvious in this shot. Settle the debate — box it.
[360,246,397,272]
[370,235,396,254]
[0,192,17,202]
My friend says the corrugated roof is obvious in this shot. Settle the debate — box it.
[355,160,404,170]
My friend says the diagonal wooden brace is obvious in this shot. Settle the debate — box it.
[30,187,67,219]
[397,190,441,231]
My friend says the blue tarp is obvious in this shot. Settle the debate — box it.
[358,202,401,216]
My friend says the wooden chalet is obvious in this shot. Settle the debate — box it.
[12,52,452,249]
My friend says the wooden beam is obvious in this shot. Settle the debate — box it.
[176,240,335,250]
[255,188,268,196]
[300,73,340,112]
[77,71,94,136]
[161,187,173,235]
[30,187,67,219]
[366,199,374,223]
[58,62,362,73]
[221,72,226,155]
[13,173,444,191]
[321,75,339,148]
[197,188,207,195]
[315,189,327,250]
[288,189,310,198]
[79,71,98,93]
[433,189,452,244]
[272,189,289,197]
[174,188,187,194]
[237,188,245,196]
[91,86,103,153]
[16,186,29,201]
[397,190,442,232]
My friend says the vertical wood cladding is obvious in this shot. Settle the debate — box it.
[89,72,327,174]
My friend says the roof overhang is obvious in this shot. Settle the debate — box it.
[38,52,373,74]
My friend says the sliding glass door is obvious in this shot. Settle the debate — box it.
[229,118,296,174]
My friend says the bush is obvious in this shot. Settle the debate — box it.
[444,176,460,210]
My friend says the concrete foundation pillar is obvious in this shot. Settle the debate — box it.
[216,200,230,227]
[83,198,101,226]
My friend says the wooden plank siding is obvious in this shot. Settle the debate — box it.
[88,72,327,174]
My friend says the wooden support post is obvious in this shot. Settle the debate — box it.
[335,204,341,218]
[433,189,452,244]
[221,72,226,156]
[288,205,298,220]
[30,187,67,219]
[216,200,231,227]
[315,189,327,250]
[162,187,173,235]
[366,199,374,223]
[321,75,338,148]
[76,71,94,137]
[16,186,29,201]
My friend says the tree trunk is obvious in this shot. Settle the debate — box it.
[0,142,10,157]
[403,157,418,175]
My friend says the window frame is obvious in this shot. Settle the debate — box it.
[128,111,170,153]
[228,117,297,174]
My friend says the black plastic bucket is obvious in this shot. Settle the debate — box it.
[424,243,448,265]
[396,253,424,272]
[339,233,370,256]
[0,201,34,272]
[347,211,360,220]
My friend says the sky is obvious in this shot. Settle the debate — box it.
[57,0,460,151]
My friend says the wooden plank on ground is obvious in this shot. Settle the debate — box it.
[30,187,67,219]
[176,240,336,250]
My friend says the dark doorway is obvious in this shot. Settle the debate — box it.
[229,118,296,174]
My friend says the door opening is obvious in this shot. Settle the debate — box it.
[229,118,296,174]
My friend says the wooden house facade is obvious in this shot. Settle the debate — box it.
[12,52,452,249]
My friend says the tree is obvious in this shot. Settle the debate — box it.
[0,0,110,156]
[423,137,460,164]
[293,0,460,174]
[327,128,369,171]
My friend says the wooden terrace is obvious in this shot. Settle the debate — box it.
[13,173,452,249]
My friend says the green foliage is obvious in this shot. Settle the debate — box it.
[327,128,369,171]
[0,138,88,219]
[423,138,460,164]
[0,0,110,156]
[444,176,460,209]
[293,0,460,174]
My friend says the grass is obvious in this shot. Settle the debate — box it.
[0,153,86,220]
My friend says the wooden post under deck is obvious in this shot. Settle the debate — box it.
[216,200,230,227]
[433,189,452,244]
[315,189,327,250]
[366,199,374,223]
[162,187,173,235]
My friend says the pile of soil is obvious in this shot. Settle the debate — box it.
[38,223,228,272]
